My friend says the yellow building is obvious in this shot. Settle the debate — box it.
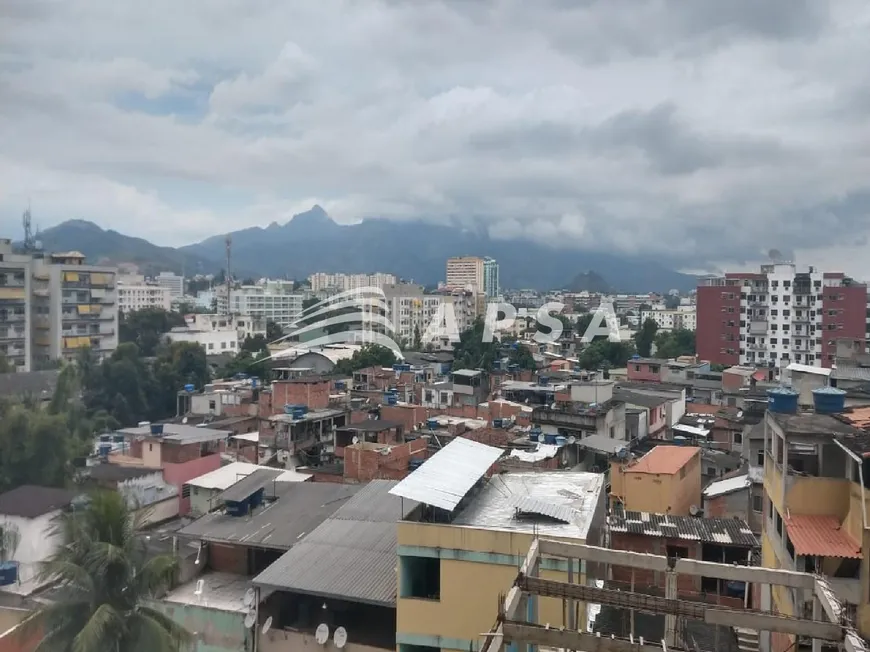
[761,406,870,652]
[391,438,606,652]
[609,445,701,515]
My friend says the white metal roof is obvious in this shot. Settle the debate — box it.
[274,469,313,483]
[186,462,267,490]
[389,437,503,511]
[787,362,832,377]
[703,474,750,498]
[509,444,560,463]
[230,432,259,444]
[672,423,710,437]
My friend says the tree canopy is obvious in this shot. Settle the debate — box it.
[453,318,500,371]
[333,344,398,375]
[653,328,696,358]
[25,491,192,652]
[119,308,186,357]
[634,318,659,357]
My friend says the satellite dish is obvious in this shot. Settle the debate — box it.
[243,588,255,607]
[261,616,273,635]
[244,612,256,629]
[334,627,348,649]
[689,504,700,516]
[567,436,576,445]
[352,436,360,445]
[315,624,330,645]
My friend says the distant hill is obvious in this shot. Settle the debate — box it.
[35,220,224,276]
[567,271,614,293]
[37,210,697,292]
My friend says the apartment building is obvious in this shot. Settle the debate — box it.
[382,284,444,345]
[0,240,34,371]
[760,390,870,651]
[446,256,484,292]
[697,263,867,370]
[155,271,184,298]
[215,281,303,329]
[37,252,118,364]
[307,271,397,292]
[167,313,266,355]
[117,274,172,313]
[483,257,499,298]
[639,306,697,331]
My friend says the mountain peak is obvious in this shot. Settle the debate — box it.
[283,205,338,236]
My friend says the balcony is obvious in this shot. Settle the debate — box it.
[746,342,766,351]
[748,320,768,334]
[792,316,811,325]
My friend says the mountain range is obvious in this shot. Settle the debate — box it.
[34,207,697,292]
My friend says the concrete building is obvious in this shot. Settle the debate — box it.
[609,445,702,515]
[446,256,484,292]
[117,274,172,313]
[0,485,77,597]
[308,272,397,292]
[535,380,627,441]
[215,280,304,329]
[703,468,764,534]
[184,462,282,516]
[639,306,697,332]
[390,438,606,652]
[483,257,499,298]
[760,401,870,649]
[167,313,266,355]
[37,251,119,363]
[382,284,445,345]
[0,239,34,371]
[697,263,867,369]
[156,271,184,298]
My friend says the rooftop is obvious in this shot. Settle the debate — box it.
[216,468,284,503]
[338,420,404,433]
[186,462,275,491]
[83,463,161,483]
[610,507,758,547]
[389,437,503,512]
[162,572,272,612]
[622,446,699,475]
[452,471,604,541]
[703,474,751,499]
[577,434,629,455]
[452,369,482,378]
[0,485,77,518]
[784,514,861,559]
[768,411,870,456]
[787,363,832,377]
[613,390,668,409]
[614,381,685,395]
[117,423,231,444]
[177,482,360,548]
[253,480,416,606]
[269,408,347,424]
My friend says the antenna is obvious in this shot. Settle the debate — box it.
[334,626,347,649]
[315,624,330,645]
[22,206,34,253]
[225,235,232,316]
[261,616,273,636]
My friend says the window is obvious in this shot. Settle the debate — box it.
[757,449,764,466]
[752,495,762,512]
[148,443,153,451]
[707,466,716,476]
[666,545,689,559]
[733,432,743,444]
[400,556,441,600]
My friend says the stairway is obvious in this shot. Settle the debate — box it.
[735,627,760,652]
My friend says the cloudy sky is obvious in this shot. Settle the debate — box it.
[2,0,870,276]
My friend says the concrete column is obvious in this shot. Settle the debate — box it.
[759,584,772,652]
[812,597,822,652]
[665,570,678,648]
[630,568,636,638]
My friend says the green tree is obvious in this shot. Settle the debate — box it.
[26,491,192,652]
[507,344,537,370]
[266,320,284,342]
[119,308,186,357]
[241,334,268,354]
[0,355,12,374]
[654,328,696,358]
[0,404,77,493]
[634,318,659,357]
[577,339,637,370]
[452,318,500,371]
[333,344,398,375]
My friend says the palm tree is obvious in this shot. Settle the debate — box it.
[24,491,193,652]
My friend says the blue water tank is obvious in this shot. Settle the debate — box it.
[543,433,557,445]
[529,430,540,442]
[409,459,425,470]
[813,387,847,414]
[98,443,112,458]
[251,377,258,389]
[292,406,308,420]
[493,418,503,428]
[184,383,195,393]
[539,376,549,385]
[385,392,397,405]
[99,433,111,443]
[335,380,345,390]
[427,419,439,430]
[150,424,164,436]
[0,562,18,586]
[767,386,799,414]
[555,436,567,446]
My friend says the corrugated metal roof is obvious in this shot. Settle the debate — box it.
[785,514,862,559]
[253,480,418,606]
[578,434,628,455]
[217,468,283,503]
[176,482,360,548]
[610,507,758,547]
[787,363,832,377]
[388,437,503,511]
[186,462,268,490]
[703,474,750,499]
[514,496,575,524]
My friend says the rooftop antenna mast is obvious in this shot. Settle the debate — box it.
[225,235,232,316]
[22,203,35,253]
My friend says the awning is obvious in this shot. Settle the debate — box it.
[785,515,862,559]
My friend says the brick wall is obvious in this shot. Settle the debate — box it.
[271,380,331,411]
[380,404,427,433]
[163,453,222,515]
[208,542,247,574]
[343,439,427,482]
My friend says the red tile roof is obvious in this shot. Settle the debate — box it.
[785,515,862,559]
[624,445,699,475]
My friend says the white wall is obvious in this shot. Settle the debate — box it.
[1,511,61,590]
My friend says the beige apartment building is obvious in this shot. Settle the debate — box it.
[446,256,484,292]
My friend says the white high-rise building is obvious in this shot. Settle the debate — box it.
[216,280,304,329]
[308,272,397,292]
[117,274,172,313]
[0,239,34,371]
[156,271,184,299]
[382,284,446,345]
